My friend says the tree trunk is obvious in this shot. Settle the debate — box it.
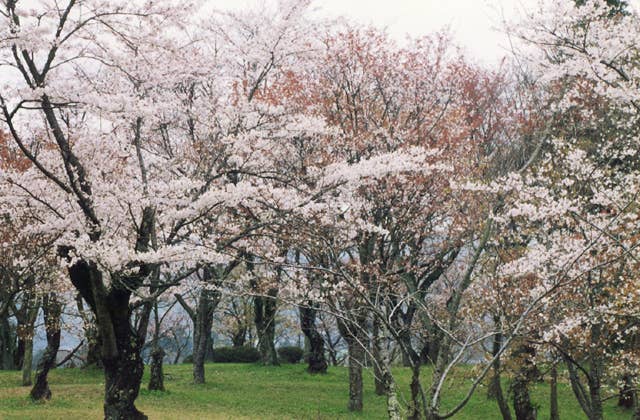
[511,344,537,420]
[67,259,148,420]
[77,295,103,369]
[382,360,402,420]
[101,296,146,420]
[30,293,61,401]
[148,303,165,391]
[103,337,146,420]
[0,315,17,370]
[21,335,34,386]
[299,302,328,374]
[336,316,366,412]
[371,317,386,395]
[619,375,635,408]
[488,328,512,420]
[254,288,279,366]
[21,296,39,387]
[550,363,559,420]
[231,326,247,347]
[193,288,219,384]
[619,374,636,409]
[346,338,364,411]
[148,347,165,391]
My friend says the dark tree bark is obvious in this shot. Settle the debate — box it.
[177,264,231,384]
[231,327,247,347]
[0,315,16,370]
[550,363,559,420]
[192,287,219,384]
[337,315,367,412]
[299,302,328,374]
[511,344,537,420]
[254,288,279,366]
[148,347,165,391]
[488,328,512,420]
[371,317,386,395]
[30,293,61,401]
[563,325,604,420]
[76,294,102,369]
[67,259,148,420]
[618,374,635,409]
[148,303,165,391]
[20,294,39,386]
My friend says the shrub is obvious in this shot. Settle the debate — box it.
[277,346,304,364]
[211,346,261,363]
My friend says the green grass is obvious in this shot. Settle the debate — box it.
[0,363,631,419]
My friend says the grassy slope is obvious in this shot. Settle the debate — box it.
[0,363,630,419]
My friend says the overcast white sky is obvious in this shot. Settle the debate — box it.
[215,0,640,64]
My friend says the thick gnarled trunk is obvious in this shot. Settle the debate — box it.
[67,258,148,420]
[102,290,146,420]
[299,302,328,374]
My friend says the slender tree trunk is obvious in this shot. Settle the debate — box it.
[619,374,635,409]
[587,364,604,420]
[76,295,102,369]
[550,363,559,420]
[231,326,247,347]
[406,363,424,420]
[148,347,165,391]
[148,303,165,391]
[346,338,364,411]
[30,293,61,401]
[336,316,366,412]
[254,288,279,366]
[488,326,512,420]
[511,344,536,420]
[192,288,218,384]
[382,358,402,420]
[299,302,328,374]
[21,296,39,387]
[0,315,17,370]
[585,324,604,420]
[371,317,386,395]
[21,337,34,386]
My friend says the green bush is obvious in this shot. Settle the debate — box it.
[277,346,304,364]
[211,346,261,363]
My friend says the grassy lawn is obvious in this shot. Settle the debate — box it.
[0,363,630,419]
